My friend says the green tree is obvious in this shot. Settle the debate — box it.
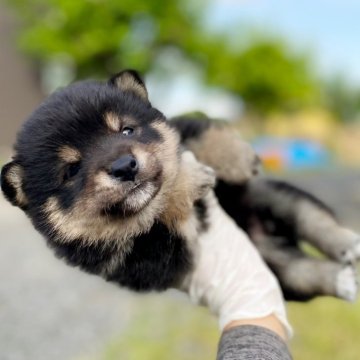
[7,0,206,77]
[7,0,320,116]
[202,38,320,116]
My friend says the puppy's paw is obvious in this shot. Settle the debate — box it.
[181,151,216,200]
[339,231,360,263]
[217,140,261,183]
[336,265,358,302]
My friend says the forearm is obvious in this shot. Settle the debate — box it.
[224,314,287,341]
[218,324,292,360]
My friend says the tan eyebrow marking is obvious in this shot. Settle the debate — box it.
[58,145,81,163]
[104,112,121,132]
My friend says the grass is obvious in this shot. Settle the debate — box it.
[81,295,219,360]
[289,298,360,360]
[78,292,360,360]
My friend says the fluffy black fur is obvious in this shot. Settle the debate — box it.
[52,222,191,291]
[170,114,212,143]
[107,222,191,291]
[215,180,298,247]
[50,219,192,292]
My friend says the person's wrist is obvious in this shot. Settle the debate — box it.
[223,314,288,341]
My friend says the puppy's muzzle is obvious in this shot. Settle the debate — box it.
[110,155,139,181]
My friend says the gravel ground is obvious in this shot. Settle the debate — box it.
[0,197,140,360]
[0,169,359,360]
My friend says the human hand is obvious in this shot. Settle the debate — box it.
[180,191,292,340]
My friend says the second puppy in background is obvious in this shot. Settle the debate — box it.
[172,113,360,302]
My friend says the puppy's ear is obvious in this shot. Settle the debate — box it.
[1,161,28,210]
[108,70,149,102]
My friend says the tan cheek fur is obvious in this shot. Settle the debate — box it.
[147,122,194,227]
[93,172,119,193]
[43,194,166,263]
[132,147,150,174]
[148,123,207,230]
[187,126,257,183]
[150,122,180,185]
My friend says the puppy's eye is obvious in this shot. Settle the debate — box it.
[63,162,81,182]
[122,127,134,136]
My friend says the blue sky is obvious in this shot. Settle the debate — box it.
[206,0,360,84]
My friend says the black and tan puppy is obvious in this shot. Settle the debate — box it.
[172,114,360,301]
[0,71,218,291]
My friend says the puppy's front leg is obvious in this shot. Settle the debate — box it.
[160,151,215,230]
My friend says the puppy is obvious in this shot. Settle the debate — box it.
[0,70,218,291]
[171,113,360,301]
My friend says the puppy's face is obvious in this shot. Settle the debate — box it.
[1,70,180,245]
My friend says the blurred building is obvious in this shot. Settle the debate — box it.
[0,4,42,152]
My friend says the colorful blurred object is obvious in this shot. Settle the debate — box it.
[253,137,331,171]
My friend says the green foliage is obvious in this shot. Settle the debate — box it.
[203,38,320,115]
[7,0,205,78]
[7,0,320,116]
[289,297,360,360]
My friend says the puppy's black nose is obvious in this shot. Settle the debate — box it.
[110,155,138,181]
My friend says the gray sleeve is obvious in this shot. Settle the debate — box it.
[217,325,292,360]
